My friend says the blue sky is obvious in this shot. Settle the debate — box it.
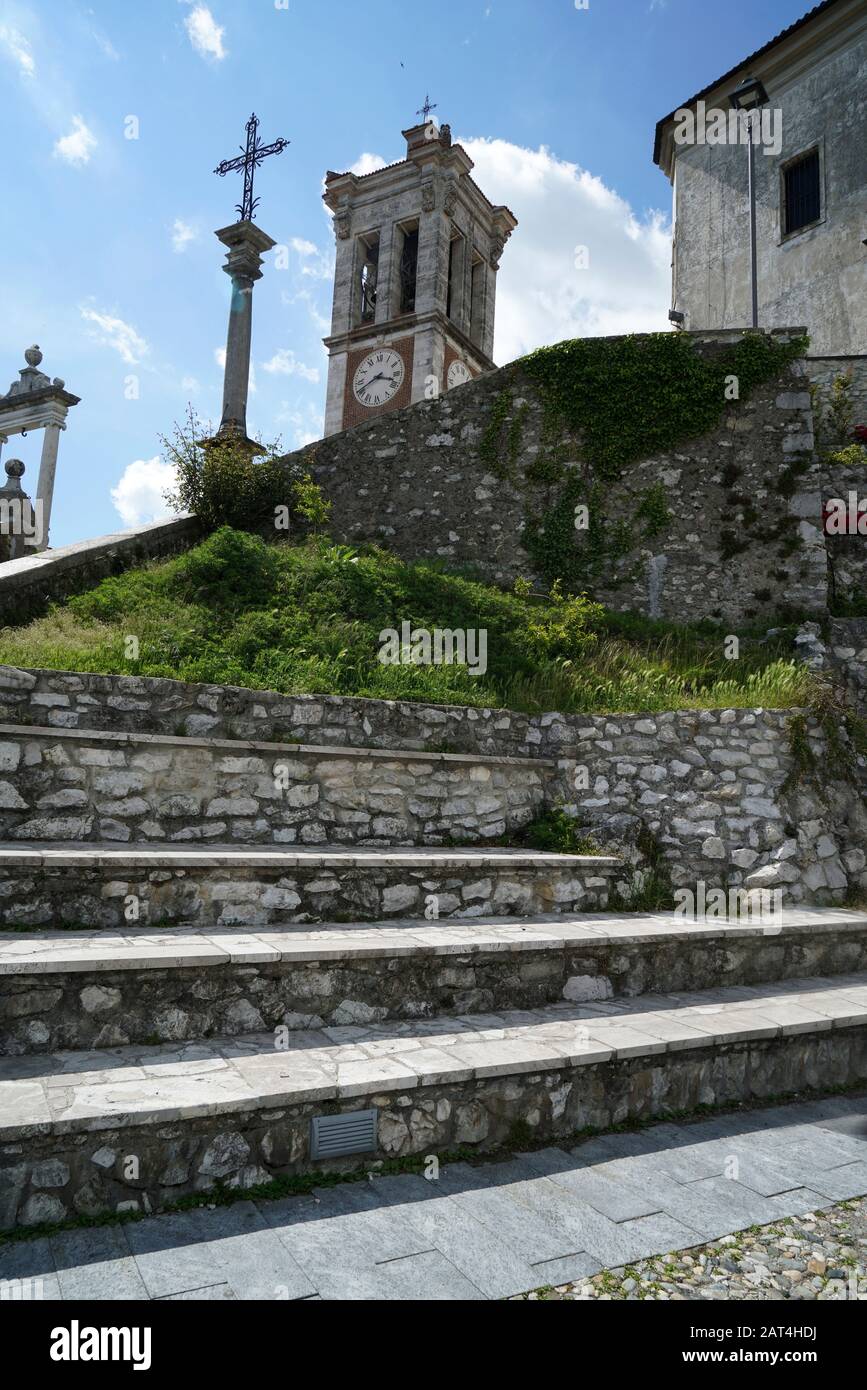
[0,0,814,548]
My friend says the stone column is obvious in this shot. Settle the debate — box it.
[35,421,62,551]
[214,220,276,449]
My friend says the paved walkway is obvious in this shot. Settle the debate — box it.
[2,1095,866,1301]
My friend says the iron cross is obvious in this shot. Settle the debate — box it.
[417,93,437,124]
[214,113,289,223]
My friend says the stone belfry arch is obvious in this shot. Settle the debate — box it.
[322,116,517,436]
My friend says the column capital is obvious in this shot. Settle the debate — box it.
[215,220,277,283]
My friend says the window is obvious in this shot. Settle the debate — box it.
[447,233,465,322]
[356,233,379,325]
[398,226,419,313]
[470,254,485,345]
[782,149,820,236]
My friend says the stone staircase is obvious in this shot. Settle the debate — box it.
[1,693,866,1230]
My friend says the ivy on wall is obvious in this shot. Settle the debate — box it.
[477,330,809,593]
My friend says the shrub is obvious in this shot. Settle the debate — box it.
[826,443,867,468]
[163,407,296,532]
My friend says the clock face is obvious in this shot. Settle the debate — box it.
[447,359,472,390]
[353,348,405,407]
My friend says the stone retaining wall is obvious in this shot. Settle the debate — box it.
[823,461,867,612]
[809,355,867,449]
[1,667,865,905]
[0,665,543,758]
[0,516,202,629]
[4,920,866,1056]
[4,1029,865,1229]
[552,707,867,906]
[0,726,549,848]
[286,330,827,624]
[0,853,618,929]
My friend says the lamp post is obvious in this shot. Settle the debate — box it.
[728,74,770,330]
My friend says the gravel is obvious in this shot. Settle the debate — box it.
[516,1198,867,1300]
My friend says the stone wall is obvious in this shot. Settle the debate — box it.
[1,666,865,906]
[822,460,867,612]
[797,618,867,716]
[5,916,866,1056]
[0,664,547,758]
[0,516,202,629]
[289,330,827,624]
[0,725,549,848]
[4,1027,866,1228]
[0,850,618,930]
[552,707,867,907]
[809,355,867,446]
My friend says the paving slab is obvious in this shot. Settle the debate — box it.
[0,1236,61,1300]
[51,1226,148,1300]
[373,1171,544,1298]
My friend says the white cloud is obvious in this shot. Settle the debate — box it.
[262,349,320,383]
[284,287,330,335]
[93,31,120,61]
[350,152,387,177]
[81,307,149,364]
[111,457,176,528]
[54,116,97,167]
[180,375,200,392]
[0,24,35,76]
[183,4,227,62]
[284,236,333,281]
[171,218,198,252]
[458,137,671,362]
[276,403,324,450]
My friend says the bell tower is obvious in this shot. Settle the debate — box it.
[322,116,517,436]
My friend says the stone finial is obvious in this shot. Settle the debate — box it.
[24,346,43,368]
[1,459,25,496]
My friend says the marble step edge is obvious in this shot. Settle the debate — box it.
[2,908,866,975]
[4,975,867,1142]
[0,722,555,770]
[0,842,621,869]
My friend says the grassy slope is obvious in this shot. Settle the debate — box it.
[0,527,814,716]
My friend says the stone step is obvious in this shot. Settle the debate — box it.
[0,723,553,847]
[2,907,866,1054]
[3,974,867,1229]
[0,842,621,929]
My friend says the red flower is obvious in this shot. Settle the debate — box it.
[854,424,867,443]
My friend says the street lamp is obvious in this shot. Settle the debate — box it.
[728,74,770,330]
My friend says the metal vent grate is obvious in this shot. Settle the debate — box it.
[310,1109,378,1160]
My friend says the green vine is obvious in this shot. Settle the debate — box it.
[475,330,809,593]
[478,387,526,480]
[520,330,808,479]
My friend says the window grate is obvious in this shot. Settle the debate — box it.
[783,149,820,236]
